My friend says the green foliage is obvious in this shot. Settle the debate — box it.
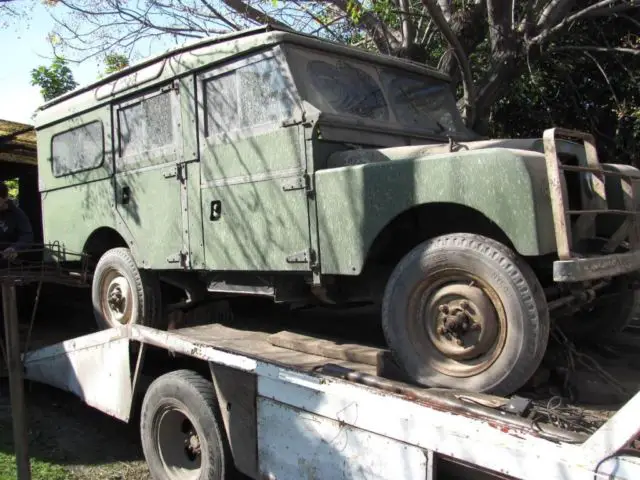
[103,53,129,75]
[30,56,78,102]
[488,15,639,164]
[4,178,19,199]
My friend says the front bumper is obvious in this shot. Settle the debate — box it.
[554,250,640,282]
[544,127,640,282]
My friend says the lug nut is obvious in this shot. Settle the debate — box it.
[456,339,464,346]
[470,323,481,331]
[460,300,470,310]
[439,304,449,314]
[437,326,446,335]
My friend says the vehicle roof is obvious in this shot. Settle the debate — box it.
[34,24,451,128]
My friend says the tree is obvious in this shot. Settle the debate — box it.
[103,52,129,75]
[30,56,79,101]
[40,1,638,161]
[42,1,638,125]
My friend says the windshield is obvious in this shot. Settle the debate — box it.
[286,46,467,136]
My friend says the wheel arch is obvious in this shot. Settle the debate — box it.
[364,202,517,269]
[83,227,129,265]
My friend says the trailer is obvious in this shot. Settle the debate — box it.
[8,303,639,480]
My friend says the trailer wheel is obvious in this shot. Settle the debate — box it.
[382,233,549,395]
[91,247,163,329]
[140,370,229,480]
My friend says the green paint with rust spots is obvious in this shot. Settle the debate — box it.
[315,148,556,275]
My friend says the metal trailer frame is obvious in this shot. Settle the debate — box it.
[17,321,640,480]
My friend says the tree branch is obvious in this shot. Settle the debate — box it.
[551,45,640,55]
[422,0,477,125]
[530,0,636,44]
[398,0,415,49]
[221,0,289,28]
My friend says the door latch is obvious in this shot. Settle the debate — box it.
[210,200,222,221]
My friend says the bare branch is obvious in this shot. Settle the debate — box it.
[551,45,640,55]
[398,0,415,49]
[530,0,636,44]
[536,0,575,30]
[422,0,477,125]
[201,0,241,30]
[221,0,288,28]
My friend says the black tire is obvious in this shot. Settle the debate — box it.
[382,233,550,395]
[91,247,164,330]
[140,370,229,480]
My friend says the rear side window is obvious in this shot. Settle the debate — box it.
[204,56,296,137]
[118,90,174,159]
[51,121,104,177]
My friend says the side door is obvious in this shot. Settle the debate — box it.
[197,48,312,272]
[112,83,188,269]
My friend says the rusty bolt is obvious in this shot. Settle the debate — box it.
[439,304,449,314]
[460,300,470,310]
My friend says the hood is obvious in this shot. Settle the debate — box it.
[327,138,548,168]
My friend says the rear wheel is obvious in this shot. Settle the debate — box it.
[382,233,549,395]
[91,247,164,329]
[140,370,229,480]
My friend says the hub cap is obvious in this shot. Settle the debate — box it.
[100,270,133,326]
[156,406,202,480]
[408,270,507,377]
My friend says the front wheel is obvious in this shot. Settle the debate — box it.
[91,247,164,329]
[382,233,549,395]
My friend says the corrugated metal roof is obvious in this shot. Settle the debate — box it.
[0,119,37,166]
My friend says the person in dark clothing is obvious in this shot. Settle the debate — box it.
[0,181,34,262]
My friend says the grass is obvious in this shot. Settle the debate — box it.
[0,451,70,480]
[0,379,151,480]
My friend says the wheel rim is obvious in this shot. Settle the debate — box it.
[155,405,203,480]
[407,269,508,378]
[99,269,133,326]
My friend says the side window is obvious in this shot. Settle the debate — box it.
[204,56,296,138]
[116,89,176,167]
[51,121,104,177]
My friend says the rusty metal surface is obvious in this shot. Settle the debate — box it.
[22,327,134,422]
[553,249,640,282]
[257,397,429,480]
[0,243,89,287]
[543,128,640,281]
[1,283,31,480]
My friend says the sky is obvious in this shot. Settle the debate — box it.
[0,1,172,125]
[0,2,98,124]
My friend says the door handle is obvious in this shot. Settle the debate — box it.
[121,186,131,205]
[210,200,222,221]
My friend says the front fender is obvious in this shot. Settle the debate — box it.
[315,148,556,275]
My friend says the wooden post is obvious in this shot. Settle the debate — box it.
[1,281,31,480]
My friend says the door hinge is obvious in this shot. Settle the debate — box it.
[286,248,317,269]
[167,250,189,267]
[177,163,187,182]
[163,164,187,183]
[161,80,180,93]
[282,173,313,194]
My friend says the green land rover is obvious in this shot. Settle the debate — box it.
[33,25,640,395]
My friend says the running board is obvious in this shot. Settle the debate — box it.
[21,327,134,422]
